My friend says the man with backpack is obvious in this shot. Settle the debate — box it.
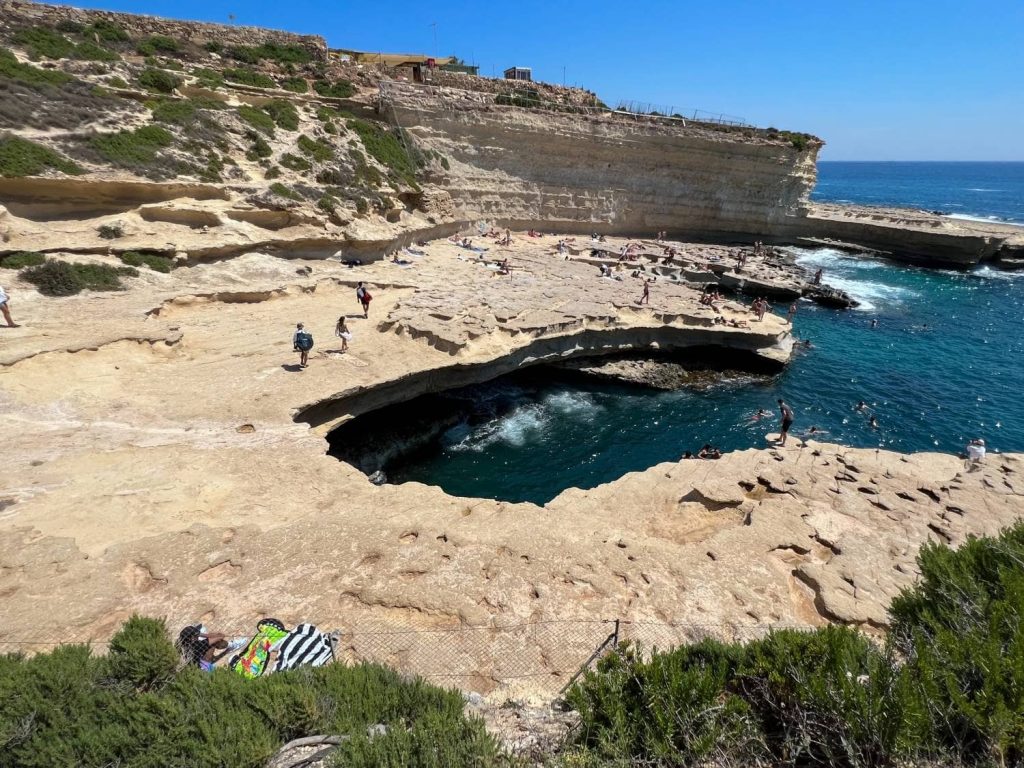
[356,282,372,318]
[293,322,314,368]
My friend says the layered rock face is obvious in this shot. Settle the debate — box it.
[393,89,819,240]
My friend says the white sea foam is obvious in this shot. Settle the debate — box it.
[447,403,550,452]
[790,248,916,311]
[543,390,602,417]
[946,213,1023,227]
[965,188,1003,192]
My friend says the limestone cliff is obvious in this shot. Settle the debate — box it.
[392,86,819,240]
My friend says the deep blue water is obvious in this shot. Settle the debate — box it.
[388,164,1024,504]
[813,161,1024,224]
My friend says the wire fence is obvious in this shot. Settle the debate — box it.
[0,617,810,696]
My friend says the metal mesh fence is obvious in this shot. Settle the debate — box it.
[0,618,809,696]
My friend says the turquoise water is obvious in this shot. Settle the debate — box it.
[386,165,1024,504]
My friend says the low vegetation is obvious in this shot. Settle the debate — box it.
[280,76,308,93]
[0,251,46,269]
[0,135,82,177]
[269,181,302,201]
[245,132,272,161]
[223,66,275,89]
[21,260,138,296]
[262,99,300,131]
[0,616,500,767]
[226,41,312,66]
[237,104,276,135]
[90,125,175,172]
[191,66,224,89]
[297,133,333,162]
[137,66,181,94]
[0,46,73,87]
[97,222,124,239]
[564,522,1024,768]
[313,79,355,98]
[279,152,311,172]
[136,34,180,57]
[119,251,175,273]
[347,117,420,187]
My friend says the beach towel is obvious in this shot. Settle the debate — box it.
[272,623,335,672]
[230,618,288,679]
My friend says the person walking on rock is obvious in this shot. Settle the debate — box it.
[0,284,17,328]
[335,315,351,353]
[356,282,372,319]
[777,398,795,446]
[638,278,650,305]
[293,322,313,368]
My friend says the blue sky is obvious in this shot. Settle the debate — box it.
[68,0,1024,160]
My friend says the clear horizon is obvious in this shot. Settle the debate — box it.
[54,0,1024,162]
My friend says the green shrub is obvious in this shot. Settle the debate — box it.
[136,35,180,56]
[192,66,224,89]
[228,42,312,66]
[297,133,333,162]
[137,67,181,94]
[263,99,300,130]
[269,182,301,201]
[150,98,196,124]
[246,132,272,161]
[97,222,124,239]
[119,251,174,273]
[738,627,916,767]
[0,46,74,87]
[0,251,46,269]
[317,194,337,214]
[280,153,311,172]
[264,165,281,179]
[104,616,180,690]
[890,523,1024,765]
[72,40,120,62]
[0,135,83,177]
[84,19,130,43]
[13,26,76,59]
[313,79,355,98]
[224,67,275,89]
[105,75,128,88]
[568,639,762,765]
[91,125,175,169]
[56,19,86,34]
[238,104,275,135]
[21,260,137,295]
[355,197,369,215]
[347,118,418,186]
[281,77,308,93]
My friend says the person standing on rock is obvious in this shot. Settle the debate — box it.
[356,282,372,319]
[0,285,17,328]
[638,278,651,305]
[787,302,797,323]
[777,398,795,446]
[293,322,313,368]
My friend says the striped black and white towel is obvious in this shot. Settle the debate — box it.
[272,623,335,672]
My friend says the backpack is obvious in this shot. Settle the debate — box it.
[295,331,313,351]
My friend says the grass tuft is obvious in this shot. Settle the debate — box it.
[91,125,174,169]
[119,251,174,273]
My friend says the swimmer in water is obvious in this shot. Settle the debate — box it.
[752,408,769,421]
[856,401,868,412]
[806,425,828,437]
[871,319,878,329]
[869,416,878,429]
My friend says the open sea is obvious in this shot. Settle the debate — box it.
[390,162,1024,504]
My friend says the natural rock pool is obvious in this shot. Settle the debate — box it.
[331,249,1024,504]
